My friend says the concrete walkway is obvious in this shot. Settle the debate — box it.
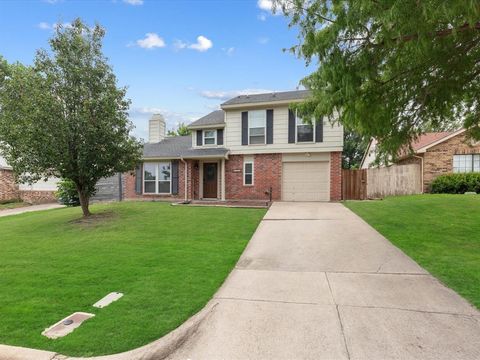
[167,202,480,360]
[0,203,64,218]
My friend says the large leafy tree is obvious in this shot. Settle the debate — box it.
[0,19,142,216]
[277,1,480,162]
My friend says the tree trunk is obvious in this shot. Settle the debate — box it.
[77,187,91,217]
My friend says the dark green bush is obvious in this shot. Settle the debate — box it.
[430,173,480,194]
[55,179,80,206]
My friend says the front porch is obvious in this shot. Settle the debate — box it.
[182,156,227,201]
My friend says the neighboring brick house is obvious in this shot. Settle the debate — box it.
[126,90,344,202]
[0,155,19,202]
[361,129,480,192]
[0,154,58,204]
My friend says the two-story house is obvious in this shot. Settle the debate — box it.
[124,90,343,202]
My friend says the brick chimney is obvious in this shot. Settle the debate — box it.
[148,114,166,143]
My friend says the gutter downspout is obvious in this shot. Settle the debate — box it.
[413,155,424,193]
[180,158,188,202]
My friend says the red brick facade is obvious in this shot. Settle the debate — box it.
[398,132,480,192]
[125,152,343,202]
[0,169,19,202]
[225,154,282,201]
[329,152,342,201]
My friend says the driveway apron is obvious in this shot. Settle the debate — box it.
[168,202,480,360]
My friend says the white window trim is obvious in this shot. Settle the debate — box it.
[243,160,254,186]
[143,162,172,194]
[203,129,217,146]
[295,110,315,144]
[248,110,267,145]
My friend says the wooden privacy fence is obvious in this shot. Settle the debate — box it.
[342,164,422,200]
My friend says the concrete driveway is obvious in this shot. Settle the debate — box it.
[169,202,480,360]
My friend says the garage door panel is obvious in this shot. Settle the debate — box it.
[282,161,329,202]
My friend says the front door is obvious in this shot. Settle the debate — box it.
[203,163,218,198]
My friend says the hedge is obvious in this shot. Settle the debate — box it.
[430,173,480,194]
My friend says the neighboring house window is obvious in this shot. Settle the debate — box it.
[203,130,216,145]
[249,110,266,144]
[453,154,480,173]
[296,111,314,142]
[144,162,171,194]
[244,160,254,186]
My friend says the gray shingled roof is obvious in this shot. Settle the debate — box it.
[188,110,225,128]
[221,90,311,107]
[143,135,228,159]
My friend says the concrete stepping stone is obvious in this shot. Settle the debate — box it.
[42,312,94,339]
[93,292,123,308]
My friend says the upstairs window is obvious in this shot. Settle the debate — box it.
[144,162,171,194]
[249,110,266,145]
[453,154,480,173]
[296,111,314,142]
[203,130,216,145]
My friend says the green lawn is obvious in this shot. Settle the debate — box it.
[345,194,480,309]
[0,202,266,356]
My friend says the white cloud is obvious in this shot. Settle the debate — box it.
[136,33,166,49]
[223,47,235,56]
[129,107,203,140]
[199,88,273,101]
[38,22,51,30]
[173,39,187,51]
[257,0,274,12]
[188,35,213,52]
[43,0,61,3]
[257,0,292,16]
[123,0,143,5]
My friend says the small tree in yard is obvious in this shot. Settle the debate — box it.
[0,19,142,216]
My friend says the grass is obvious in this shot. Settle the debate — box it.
[344,194,480,309]
[0,200,30,210]
[0,201,266,356]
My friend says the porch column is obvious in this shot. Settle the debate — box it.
[221,158,226,201]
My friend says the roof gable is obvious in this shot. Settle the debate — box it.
[188,110,225,128]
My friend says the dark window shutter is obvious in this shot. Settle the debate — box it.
[288,109,296,143]
[196,130,203,146]
[315,119,323,143]
[135,164,143,194]
[266,109,273,144]
[171,160,179,195]
[241,111,248,145]
[217,129,224,145]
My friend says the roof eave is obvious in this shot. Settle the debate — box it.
[221,98,305,110]
[187,123,226,130]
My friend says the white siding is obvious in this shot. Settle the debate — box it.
[19,177,59,191]
[224,106,343,154]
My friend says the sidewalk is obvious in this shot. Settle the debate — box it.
[0,203,64,217]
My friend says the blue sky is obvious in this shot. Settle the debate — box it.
[0,0,310,140]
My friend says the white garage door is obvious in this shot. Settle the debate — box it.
[282,161,330,201]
